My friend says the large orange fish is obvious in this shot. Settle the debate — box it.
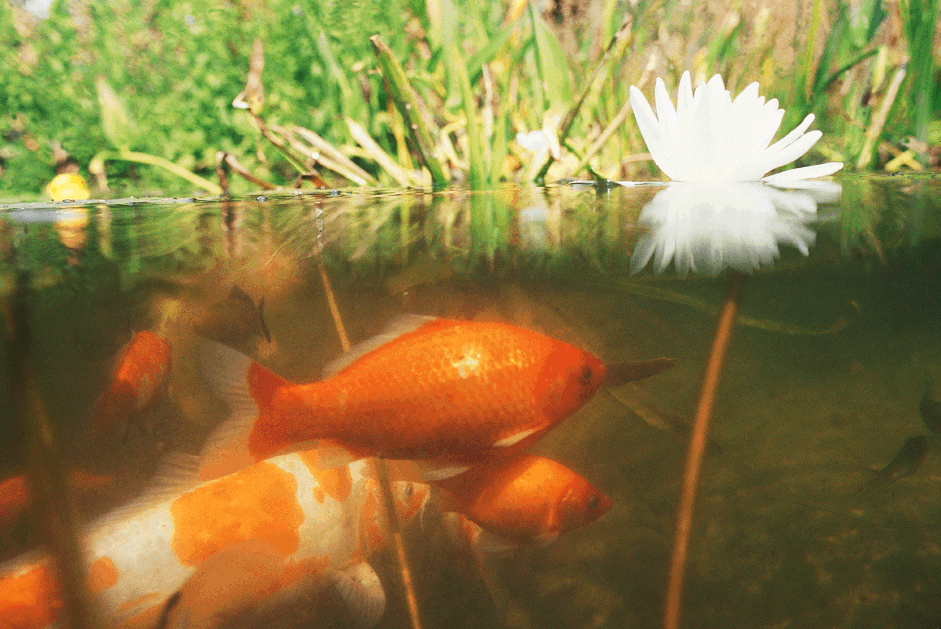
[433,453,611,547]
[95,331,172,436]
[198,315,609,477]
[0,454,426,629]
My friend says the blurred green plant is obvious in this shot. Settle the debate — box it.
[0,0,939,198]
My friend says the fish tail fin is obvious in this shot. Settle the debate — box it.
[197,340,292,480]
[327,562,386,628]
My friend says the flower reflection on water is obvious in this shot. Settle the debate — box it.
[623,71,843,276]
[629,180,839,276]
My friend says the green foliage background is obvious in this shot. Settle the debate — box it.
[0,0,939,197]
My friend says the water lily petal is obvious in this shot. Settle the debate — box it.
[628,73,839,184]
[748,130,822,177]
[762,162,844,185]
[630,86,677,180]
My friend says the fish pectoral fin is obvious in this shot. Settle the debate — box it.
[472,528,519,554]
[492,427,538,448]
[197,418,259,482]
[532,531,560,547]
[417,460,471,481]
[86,452,201,531]
[327,562,386,629]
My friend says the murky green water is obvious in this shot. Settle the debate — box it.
[1,175,940,628]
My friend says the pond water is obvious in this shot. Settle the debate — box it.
[1,174,940,629]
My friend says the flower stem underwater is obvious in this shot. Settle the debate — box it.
[664,271,745,629]
[313,227,422,629]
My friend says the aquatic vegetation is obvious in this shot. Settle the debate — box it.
[0,0,936,196]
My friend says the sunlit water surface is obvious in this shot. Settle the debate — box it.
[1,175,940,629]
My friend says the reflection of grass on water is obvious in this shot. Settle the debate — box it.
[0,0,937,197]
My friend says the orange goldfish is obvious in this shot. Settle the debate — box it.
[0,454,426,629]
[0,468,113,532]
[198,315,607,476]
[434,453,611,547]
[95,331,171,436]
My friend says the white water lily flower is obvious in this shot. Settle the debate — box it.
[629,72,843,184]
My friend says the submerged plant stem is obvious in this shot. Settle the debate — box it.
[312,228,422,629]
[664,271,745,629]
[6,273,98,629]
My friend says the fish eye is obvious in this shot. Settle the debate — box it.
[579,366,593,386]
[587,494,600,510]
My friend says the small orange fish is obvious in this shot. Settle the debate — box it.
[434,453,611,546]
[199,315,607,475]
[95,331,172,435]
[0,469,113,532]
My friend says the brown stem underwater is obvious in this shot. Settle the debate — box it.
[664,271,745,629]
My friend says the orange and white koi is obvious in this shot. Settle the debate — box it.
[198,315,609,477]
[434,453,611,547]
[0,454,427,629]
[95,331,172,435]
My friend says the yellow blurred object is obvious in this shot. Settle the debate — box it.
[46,174,90,201]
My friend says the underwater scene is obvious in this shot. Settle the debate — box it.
[0,175,940,629]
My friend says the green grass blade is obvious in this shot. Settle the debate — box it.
[369,35,449,187]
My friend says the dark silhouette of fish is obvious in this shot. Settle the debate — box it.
[919,376,941,434]
[193,287,271,347]
[866,435,934,490]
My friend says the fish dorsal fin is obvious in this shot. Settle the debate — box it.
[321,315,437,379]
[86,452,201,534]
[416,460,471,482]
[198,340,258,416]
[328,562,386,629]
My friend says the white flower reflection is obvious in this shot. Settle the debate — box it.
[629,72,843,184]
[630,181,838,276]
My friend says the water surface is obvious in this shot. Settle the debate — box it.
[1,175,940,629]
